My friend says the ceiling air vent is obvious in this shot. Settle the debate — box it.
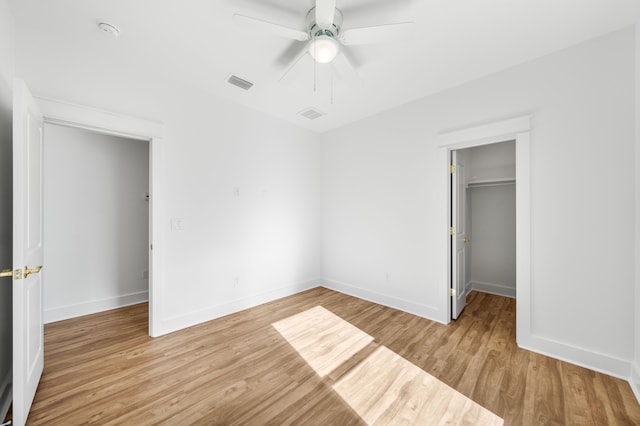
[227,74,254,91]
[298,107,325,120]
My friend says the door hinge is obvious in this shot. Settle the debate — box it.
[449,227,455,235]
[450,288,456,297]
[449,164,456,174]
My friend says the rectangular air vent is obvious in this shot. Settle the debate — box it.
[298,107,325,120]
[227,74,254,91]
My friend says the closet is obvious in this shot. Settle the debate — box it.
[461,140,516,298]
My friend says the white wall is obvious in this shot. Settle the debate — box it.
[157,92,321,334]
[468,184,516,297]
[0,0,14,417]
[14,57,322,335]
[322,27,635,376]
[466,141,515,182]
[43,124,149,322]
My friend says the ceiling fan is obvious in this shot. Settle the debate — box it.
[233,0,414,83]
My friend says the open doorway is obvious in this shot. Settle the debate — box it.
[439,114,530,350]
[42,123,150,324]
[450,141,516,319]
[34,95,164,337]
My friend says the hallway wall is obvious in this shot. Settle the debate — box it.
[43,124,149,322]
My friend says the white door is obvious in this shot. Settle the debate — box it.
[451,150,467,319]
[12,79,45,426]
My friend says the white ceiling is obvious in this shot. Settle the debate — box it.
[8,0,640,133]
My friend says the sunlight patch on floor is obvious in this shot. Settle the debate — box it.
[334,345,503,425]
[272,305,374,377]
[273,306,503,425]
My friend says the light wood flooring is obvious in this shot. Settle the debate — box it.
[26,288,640,425]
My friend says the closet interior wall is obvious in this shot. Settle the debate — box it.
[463,141,516,298]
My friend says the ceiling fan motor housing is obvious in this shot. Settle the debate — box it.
[306,7,343,38]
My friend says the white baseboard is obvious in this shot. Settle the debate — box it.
[518,333,631,381]
[44,291,149,324]
[465,281,473,296]
[158,279,321,336]
[322,279,634,389]
[631,362,640,405]
[322,278,445,324]
[470,281,516,298]
[0,368,11,423]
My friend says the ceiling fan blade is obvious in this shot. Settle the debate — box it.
[279,43,311,84]
[315,0,337,29]
[332,52,357,82]
[340,22,415,45]
[233,14,309,41]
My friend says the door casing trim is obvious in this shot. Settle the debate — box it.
[36,96,165,337]
[437,115,531,348]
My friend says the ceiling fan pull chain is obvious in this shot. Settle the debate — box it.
[330,67,334,104]
[313,38,317,92]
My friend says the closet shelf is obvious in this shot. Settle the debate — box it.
[466,178,515,188]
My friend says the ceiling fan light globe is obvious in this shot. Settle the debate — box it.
[309,35,340,63]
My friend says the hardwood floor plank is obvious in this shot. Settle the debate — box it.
[497,335,529,424]
[26,288,640,425]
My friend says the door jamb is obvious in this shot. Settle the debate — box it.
[438,115,531,347]
[35,96,165,337]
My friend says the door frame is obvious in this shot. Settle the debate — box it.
[36,96,165,337]
[438,115,531,347]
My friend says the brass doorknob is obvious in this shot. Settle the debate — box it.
[463,237,470,244]
[0,268,13,278]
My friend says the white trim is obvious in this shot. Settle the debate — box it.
[515,131,531,348]
[148,136,164,337]
[0,368,11,423]
[35,96,165,337]
[465,281,473,296]
[158,279,320,336]
[36,97,164,139]
[437,115,531,148]
[322,278,444,324]
[634,22,640,407]
[438,115,531,338]
[520,335,631,381]
[631,363,640,404]
[43,291,149,324]
[469,281,516,299]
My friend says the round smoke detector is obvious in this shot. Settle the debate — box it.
[97,21,120,37]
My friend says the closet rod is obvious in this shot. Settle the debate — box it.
[467,179,515,188]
